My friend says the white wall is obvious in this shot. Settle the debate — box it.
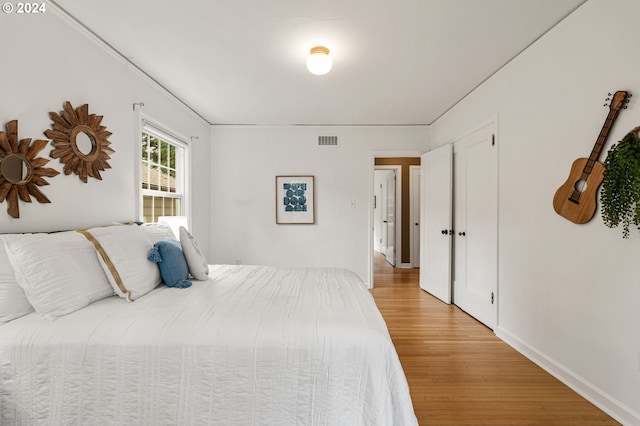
[209,125,428,284]
[429,0,640,422]
[0,7,212,258]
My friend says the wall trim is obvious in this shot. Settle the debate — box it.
[496,326,640,425]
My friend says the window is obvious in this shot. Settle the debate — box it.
[140,121,188,224]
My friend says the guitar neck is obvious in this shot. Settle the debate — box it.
[583,108,621,174]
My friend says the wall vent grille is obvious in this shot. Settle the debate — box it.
[318,136,338,146]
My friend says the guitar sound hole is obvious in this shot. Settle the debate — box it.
[574,179,588,193]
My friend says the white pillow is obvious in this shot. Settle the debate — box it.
[79,224,161,301]
[2,231,113,321]
[0,236,34,322]
[140,222,176,244]
[179,226,209,280]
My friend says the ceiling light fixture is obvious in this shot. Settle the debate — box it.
[306,46,332,75]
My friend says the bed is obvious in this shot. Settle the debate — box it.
[0,225,417,425]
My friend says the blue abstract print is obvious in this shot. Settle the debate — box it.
[283,182,308,212]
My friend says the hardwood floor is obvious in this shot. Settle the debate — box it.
[371,252,618,425]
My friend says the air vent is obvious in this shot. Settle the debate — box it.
[318,136,338,146]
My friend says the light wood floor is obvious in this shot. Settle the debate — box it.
[370,252,618,425]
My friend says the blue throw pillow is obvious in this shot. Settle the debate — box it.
[147,238,192,289]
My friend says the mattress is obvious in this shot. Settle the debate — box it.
[0,264,417,425]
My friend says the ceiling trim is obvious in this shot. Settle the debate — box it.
[211,123,431,128]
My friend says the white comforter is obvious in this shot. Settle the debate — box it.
[0,265,417,426]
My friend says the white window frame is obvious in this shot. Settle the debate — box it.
[138,117,191,226]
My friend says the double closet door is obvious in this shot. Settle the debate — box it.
[420,121,497,330]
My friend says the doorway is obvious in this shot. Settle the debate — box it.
[370,154,422,288]
[374,167,399,267]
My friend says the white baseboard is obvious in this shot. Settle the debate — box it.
[496,327,640,425]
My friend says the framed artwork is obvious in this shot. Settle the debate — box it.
[275,175,315,224]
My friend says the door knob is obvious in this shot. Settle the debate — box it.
[458,231,466,236]
[441,229,447,235]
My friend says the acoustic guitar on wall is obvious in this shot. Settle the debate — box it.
[553,90,630,224]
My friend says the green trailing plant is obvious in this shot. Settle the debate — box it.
[600,126,640,238]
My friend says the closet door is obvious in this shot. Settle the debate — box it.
[453,122,497,330]
[419,144,453,303]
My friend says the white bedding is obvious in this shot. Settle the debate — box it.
[0,264,417,426]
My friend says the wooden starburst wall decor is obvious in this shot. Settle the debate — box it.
[0,120,60,218]
[44,101,115,183]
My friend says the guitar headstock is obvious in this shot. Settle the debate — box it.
[604,90,631,110]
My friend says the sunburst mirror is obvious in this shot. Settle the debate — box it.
[44,101,115,183]
[0,120,60,218]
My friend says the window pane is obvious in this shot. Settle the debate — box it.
[169,144,176,177]
[162,141,169,167]
[150,137,159,163]
[143,195,182,224]
[141,133,150,161]
[152,167,160,191]
[141,160,150,189]
[153,197,165,222]
[142,195,154,224]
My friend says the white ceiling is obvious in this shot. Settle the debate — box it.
[52,0,585,126]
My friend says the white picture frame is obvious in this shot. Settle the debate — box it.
[275,175,315,224]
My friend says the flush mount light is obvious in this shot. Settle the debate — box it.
[306,46,332,75]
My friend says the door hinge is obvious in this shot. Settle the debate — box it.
[491,291,495,304]
[492,134,496,146]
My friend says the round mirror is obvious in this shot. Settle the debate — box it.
[0,154,31,184]
[74,131,95,156]
[46,102,115,183]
